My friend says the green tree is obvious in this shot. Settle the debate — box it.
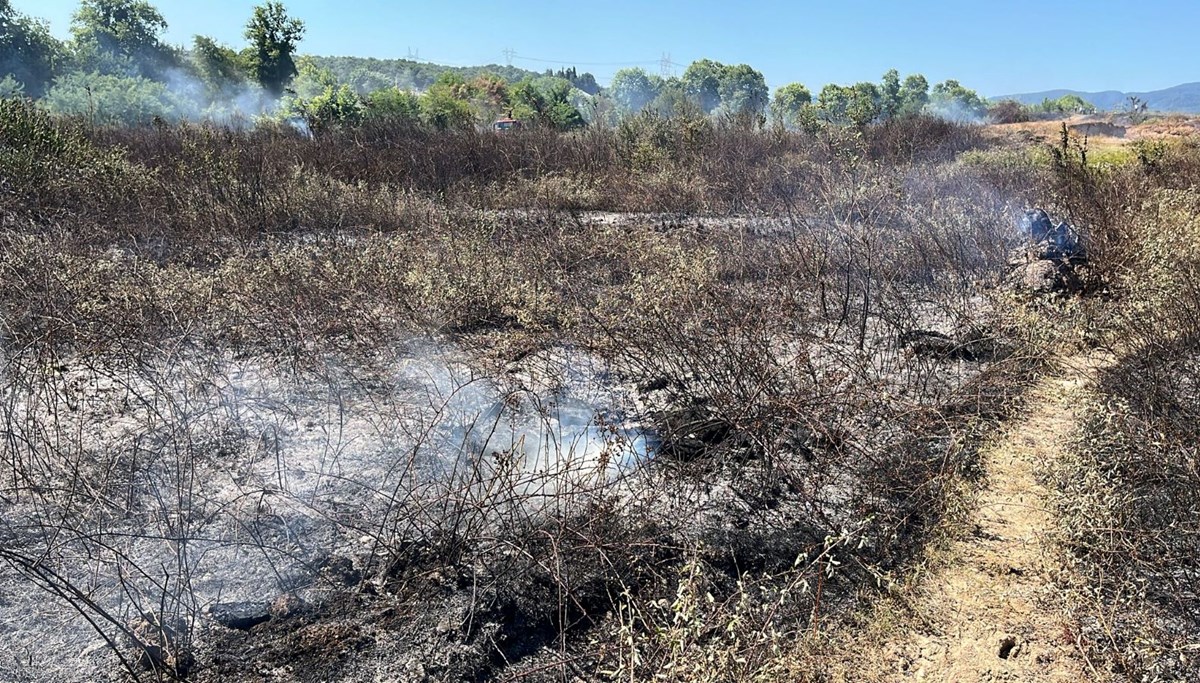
[648,76,702,118]
[681,58,725,113]
[816,82,880,126]
[929,79,987,120]
[0,74,24,98]
[363,86,421,123]
[608,67,660,114]
[343,66,392,94]
[880,69,902,118]
[44,70,188,124]
[508,76,585,130]
[771,82,813,129]
[0,0,64,97]
[298,83,360,131]
[847,81,881,126]
[542,83,587,130]
[817,83,852,122]
[420,71,475,129]
[287,55,336,100]
[717,63,769,118]
[1056,94,1095,114]
[570,71,599,96]
[548,66,600,95]
[243,2,305,97]
[898,74,929,117]
[191,36,250,96]
[1034,94,1097,115]
[507,78,545,121]
[70,0,176,77]
[471,72,509,121]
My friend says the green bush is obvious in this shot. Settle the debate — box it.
[0,75,25,99]
[0,97,139,214]
[296,83,362,131]
[43,71,192,125]
[363,86,421,124]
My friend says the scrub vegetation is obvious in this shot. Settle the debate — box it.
[3,2,1200,682]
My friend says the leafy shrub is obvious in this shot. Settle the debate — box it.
[296,83,362,131]
[43,71,192,124]
[0,75,25,98]
[0,96,139,215]
[362,86,420,124]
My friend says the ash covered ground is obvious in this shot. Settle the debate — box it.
[0,210,1031,682]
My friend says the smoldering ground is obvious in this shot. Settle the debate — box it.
[0,99,1068,681]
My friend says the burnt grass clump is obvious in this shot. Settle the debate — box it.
[8,96,1198,681]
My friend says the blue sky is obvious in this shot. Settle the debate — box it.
[12,0,1200,96]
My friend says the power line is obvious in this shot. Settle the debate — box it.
[510,53,660,67]
[398,52,487,68]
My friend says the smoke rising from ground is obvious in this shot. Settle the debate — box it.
[926,99,987,125]
[0,337,653,681]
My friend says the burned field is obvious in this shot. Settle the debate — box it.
[3,100,1195,682]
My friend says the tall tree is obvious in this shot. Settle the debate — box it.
[420,71,475,129]
[771,82,812,128]
[509,76,585,130]
[898,74,929,117]
[880,69,902,118]
[191,36,249,95]
[608,67,660,114]
[648,76,702,118]
[70,0,175,77]
[570,71,600,96]
[847,81,881,126]
[0,0,64,97]
[929,79,987,120]
[717,63,769,118]
[243,2,305,97]
[471,72,509,120]
[817,83,852,122]
[681,58,725,113]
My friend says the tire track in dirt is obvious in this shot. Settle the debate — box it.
[882,355,1106,682]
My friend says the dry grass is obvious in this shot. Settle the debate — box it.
[2,96,1198,682]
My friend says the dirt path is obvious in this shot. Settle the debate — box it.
[882,356,1104,682]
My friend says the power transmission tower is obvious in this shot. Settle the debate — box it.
[406,47,419,61]
[503,48,516,66]
[660,53,674,78]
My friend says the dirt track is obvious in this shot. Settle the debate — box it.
[881,355,1107,682]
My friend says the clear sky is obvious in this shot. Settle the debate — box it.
[11,0,1200,96]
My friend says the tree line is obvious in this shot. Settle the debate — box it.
[1,0,1023,131]
[0,0,308,122]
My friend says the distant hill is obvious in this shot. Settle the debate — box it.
[994,82,1200,113]
[306,56,542,94]
[306,56,601,96]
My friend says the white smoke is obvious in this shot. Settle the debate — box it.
[925,99,987,124]
[392,344,651,487]
[161,66,280,123]
[0,339,656,681]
